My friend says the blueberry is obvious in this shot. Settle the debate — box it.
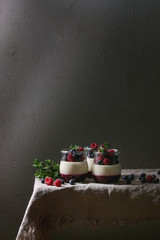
[151,174,156,179]
[69,179,75,185]
[139,173,146,179]
[78,153,83,161]
[122,175,128,180]
[97,160,103,165]
[41,178,45,184]
[154,178,159,183]
[157,170,160,175]
[128,174,134,180]
[73,153,79,161]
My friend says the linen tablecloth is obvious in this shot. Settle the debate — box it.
[16,169,160,240]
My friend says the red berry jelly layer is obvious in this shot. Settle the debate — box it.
[87,171,93,178]
[60,173,87,183]
[93,174,120,184]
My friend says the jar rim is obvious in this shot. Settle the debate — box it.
[61,149,85,153]
[94,149,120,154]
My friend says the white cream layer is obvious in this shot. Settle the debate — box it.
[87,157,94,172]
[60,160,88,175]
[92,163,121,176]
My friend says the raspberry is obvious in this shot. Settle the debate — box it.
[94,154,104,163]
[94,156,100,164]
[90,143,98,149]
[78,147,84,151]
[67,153,75,162]
[103,158,112,165]
[54,179,62,187]
[146,175,154,183]
[107,149,115,157]
[45,177,53,185]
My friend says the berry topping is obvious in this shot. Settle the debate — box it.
[94,154,104,163]
[72,153,80,161]
[54,179,62,187]
[97,160,103,165]
[41,178,45,184]
[90,143,98,149]
[45,177,53,185]
[69,179,75,185]
[67,153,75,162]
[146,175,154,183]
[94,156,100,164]
[103,158,112,165]
[107,149,115,157]
[78,147,84,151]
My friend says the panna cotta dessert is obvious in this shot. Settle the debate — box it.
[92,144,121,183]
[60,145,88,182]
[85,142,98,178]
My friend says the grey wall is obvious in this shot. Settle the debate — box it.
[0,0,160,239]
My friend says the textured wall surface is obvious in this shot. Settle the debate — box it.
[0,0,160,239]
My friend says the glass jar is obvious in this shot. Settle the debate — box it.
[84,147,96,178]
[92,149,121,183]
[60,149,88,182]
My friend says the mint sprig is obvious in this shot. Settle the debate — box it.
[32,158,60,180]
[98,142,111,153]
[103,142,111,149]
[69,144,80,151]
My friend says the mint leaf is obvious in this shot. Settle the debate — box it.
[104,142,111,149]
[69,144,80,151]
[32,158,60,179]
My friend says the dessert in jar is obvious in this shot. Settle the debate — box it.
[60,145,88,182]
[92,143,121,183]
[84,142,98,178]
